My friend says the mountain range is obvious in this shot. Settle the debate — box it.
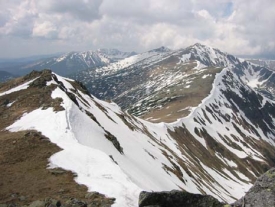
[71,43,275,123]
[0,70,18,82]
[247,59,275,71]
[1,44,275,207]
[0,49,136,78]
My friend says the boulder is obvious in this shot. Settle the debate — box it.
[139,190,223,207]
[233,168,275,207]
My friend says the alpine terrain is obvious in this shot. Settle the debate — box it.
[1,49,135,77]
[247,59,275,71]
[1,44,275,207]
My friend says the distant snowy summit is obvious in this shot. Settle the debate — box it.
[247,59,275,71]
[3,48,136,76]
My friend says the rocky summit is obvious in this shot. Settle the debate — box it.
[233,168,275,207]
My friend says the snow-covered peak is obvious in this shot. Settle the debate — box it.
[15,49,137,76]
[175,43,240,68]
[148,46,172,53]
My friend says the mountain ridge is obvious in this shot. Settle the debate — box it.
[1,43,275,206]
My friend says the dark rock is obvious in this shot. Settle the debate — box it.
[139,190,223,207]
[85,192,100,199]
[29,70,52,88]
[3,99,10,105]
[49,168,66,175]
[56,200,61,207]
[66,198,87,207]
[233,168,275,207]
[44,199,58,207]
[66,92,79,106]
[104,130,124,154]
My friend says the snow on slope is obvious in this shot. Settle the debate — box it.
[0,78,37,96]
[4,72,195,206]
[93,46,173,75]
[175,44,275,154]
[4,70,258,206]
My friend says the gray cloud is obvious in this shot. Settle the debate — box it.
[0,0,274,59]
[38,0,102,22]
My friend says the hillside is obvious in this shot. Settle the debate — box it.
[1,43,275,206]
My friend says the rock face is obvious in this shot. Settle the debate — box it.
[139,190,223,207]
[233,168,275,207]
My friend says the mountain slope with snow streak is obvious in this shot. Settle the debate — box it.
[72,43,254,122]
[2,43,275,206]
[0,69,254,205]
[72,45,224,122]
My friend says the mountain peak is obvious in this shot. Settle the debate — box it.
[189,42,215,51]
[148,46,171,53]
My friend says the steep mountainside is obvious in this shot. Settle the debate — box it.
[1,63,275,207]
[3,49,135,76]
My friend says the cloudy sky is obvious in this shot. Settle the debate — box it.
[0,0,274,58]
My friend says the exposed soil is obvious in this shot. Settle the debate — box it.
[141,67,222,123]
[0,130,89,205]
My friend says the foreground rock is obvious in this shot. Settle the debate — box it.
[233,168,275,207]
[0,194,115,207]
[139,190,223,207]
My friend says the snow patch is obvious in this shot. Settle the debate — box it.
[0,78,37,96]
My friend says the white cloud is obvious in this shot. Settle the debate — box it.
[0,0,274,58]
[32,21,57,38]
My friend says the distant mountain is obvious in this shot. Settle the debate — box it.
[0,53,63,63]
[247,59,275,70]
[0,70,17,82]
[97,48,137,61]
[70,44,232,122]
[0,54,63,72]
[0,49,135,76]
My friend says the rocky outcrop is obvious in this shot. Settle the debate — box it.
[139,190,223,207]
[0,194,115,207]
[233,168,275,207]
